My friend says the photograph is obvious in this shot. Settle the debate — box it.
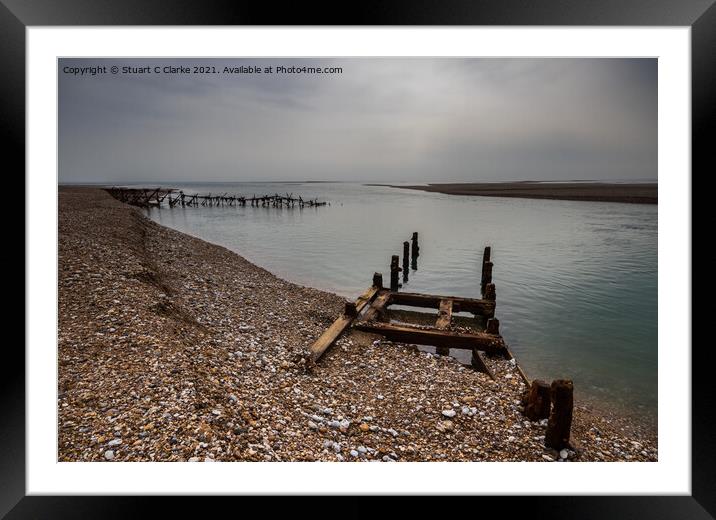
[57,57,658,463]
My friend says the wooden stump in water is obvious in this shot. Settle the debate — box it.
[481,261,493,288]
[545,379,574,450]
[524,380,551,421]
[390,255,401,291]
[402,241,410,282]
[373,272,383,289]
[484,283,496,301]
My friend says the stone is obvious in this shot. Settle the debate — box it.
[559,449,569,459]
[441,409,456,418]
[104,450,115,460]
[436,421,454,433]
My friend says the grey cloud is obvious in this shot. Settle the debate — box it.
[59,58,657,183]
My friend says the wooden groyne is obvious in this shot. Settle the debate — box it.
[309,239,575,451]
[105,187,328,209]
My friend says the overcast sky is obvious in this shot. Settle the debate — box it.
[59,58,656,184]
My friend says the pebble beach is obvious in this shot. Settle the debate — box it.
[58,187,657,462]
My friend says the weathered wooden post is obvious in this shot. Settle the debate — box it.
[402,241,410,283]
[524,380,551,421]
[481,246,492,292]
[390,255,401,291]
[411,232,419,270]
[344,301,358,317]
[484,283,496,301]
[373,272,383,289]
[481,261,493,286]
[545,379,574,450]
[486,317,500,335]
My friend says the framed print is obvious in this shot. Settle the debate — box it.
[7,0,711,516]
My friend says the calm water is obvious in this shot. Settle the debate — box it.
[144,182,657,420]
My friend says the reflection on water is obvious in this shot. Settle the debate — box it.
[145,182,657,419]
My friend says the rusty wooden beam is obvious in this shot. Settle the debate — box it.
[352,321,506,354]
[471,348,495,380]
[387,291,495,317]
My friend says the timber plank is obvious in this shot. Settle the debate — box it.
[309,286,379,362]
[388,291,495,316]
[471,348,495,380]
[352,321,505,353]
[360,290,391,323]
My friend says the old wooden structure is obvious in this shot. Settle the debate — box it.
[105,187,328,209]
[308,242,574,451]
[309,245,516,379]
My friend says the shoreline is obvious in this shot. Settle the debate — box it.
[58,187,656,461]
[373,182,657,204]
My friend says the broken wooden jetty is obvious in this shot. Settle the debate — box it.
[309,242,574,450]
[105,187,328,209]
[310,244,517,372]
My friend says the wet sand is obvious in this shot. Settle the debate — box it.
[58,187,656,462]
[378,182,657,204]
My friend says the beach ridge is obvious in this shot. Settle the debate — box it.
[374,182,657,204]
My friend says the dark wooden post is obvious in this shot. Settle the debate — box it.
[372,272,383,289]
[481,246,492,294]
[524,380,551,421]
[484,283,496,301]
[545,379,574,450]
[486,317,500,335]
[344,301,358,317]
[481,261,493,288]
[402,241,410,283]
[411,232,419,270]
[390,255,401,291]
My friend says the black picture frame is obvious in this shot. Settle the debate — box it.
[6,0,711,516]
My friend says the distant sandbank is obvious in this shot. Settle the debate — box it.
[373,182,657,204]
